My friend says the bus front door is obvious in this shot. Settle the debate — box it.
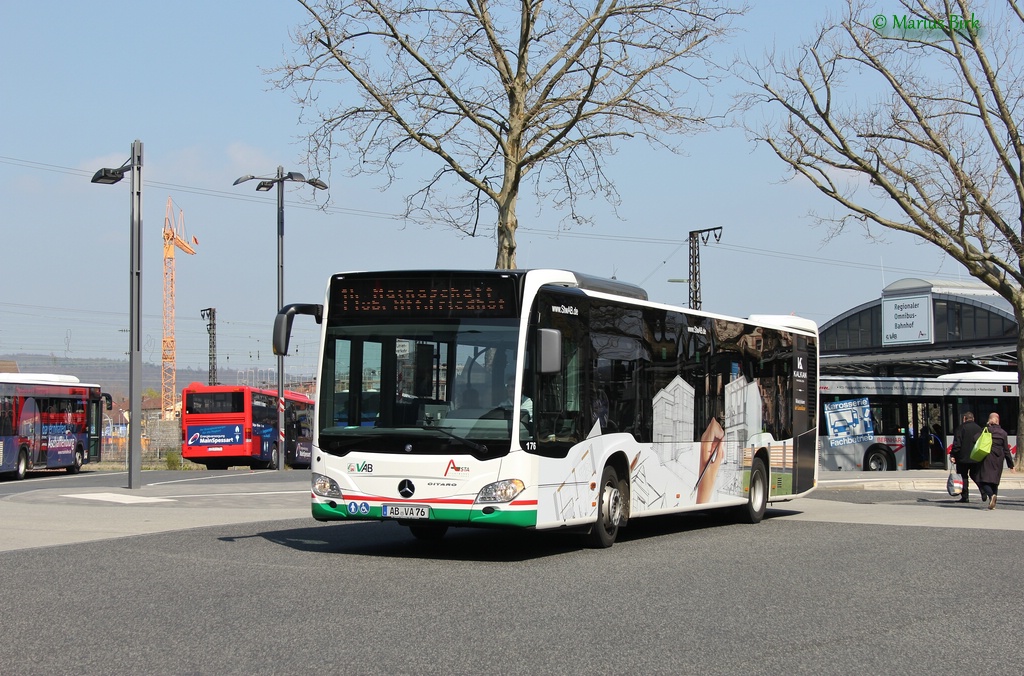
[18,397,42,468]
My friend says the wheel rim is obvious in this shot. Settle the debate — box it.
[751,470,766,511]
[867,452,885,471]
[600,481,622,532]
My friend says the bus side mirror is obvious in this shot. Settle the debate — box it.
[102,393,113,411]
[537,328,561,374]
[273,303,323,356]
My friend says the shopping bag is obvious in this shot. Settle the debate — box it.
[947,467,963,496]
[970,428,992,462]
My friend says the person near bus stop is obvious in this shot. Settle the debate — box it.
[949,411,982,503]
[977,412,1014,510]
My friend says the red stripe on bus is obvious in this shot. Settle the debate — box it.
[341,494,476,506]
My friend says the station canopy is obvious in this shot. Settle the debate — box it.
[820,278,1018,377]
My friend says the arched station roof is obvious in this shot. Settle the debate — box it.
[820,278,1017,376]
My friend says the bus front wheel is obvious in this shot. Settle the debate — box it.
[864,448,892,471]
[738,457,768,524]
[587,465,625,548]
[67,447,84,474]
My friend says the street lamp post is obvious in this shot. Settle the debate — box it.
[92,140,144,489]
[233,167,327,471]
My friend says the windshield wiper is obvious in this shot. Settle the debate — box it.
[418,425,489,455]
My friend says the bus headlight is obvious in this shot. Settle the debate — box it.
[475,478,525,504]
[311,472,342,498]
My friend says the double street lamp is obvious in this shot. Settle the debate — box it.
[233,167,327,471]
[91,140,144,489]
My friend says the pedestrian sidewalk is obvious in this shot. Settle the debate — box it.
[0,471,311,553]
[819,468,1024,491]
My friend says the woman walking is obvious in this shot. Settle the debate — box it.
[977,412,1015,509]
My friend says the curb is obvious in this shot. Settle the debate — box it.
[821,475,1024,492]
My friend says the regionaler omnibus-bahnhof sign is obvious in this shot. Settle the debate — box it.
[882,294,933,346]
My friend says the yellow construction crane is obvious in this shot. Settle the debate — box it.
[162,197,197,420]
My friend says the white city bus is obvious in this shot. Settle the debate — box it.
[274,269,819,547]
[818,372,1018,471]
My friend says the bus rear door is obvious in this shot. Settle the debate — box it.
[906,399,944,469]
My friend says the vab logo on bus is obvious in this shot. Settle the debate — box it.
[347,461,373,473]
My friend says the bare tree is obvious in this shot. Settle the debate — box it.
[743,0,1024,469]
[275,0,744,268]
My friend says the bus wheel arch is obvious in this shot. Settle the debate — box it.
[67,445,84,474]
[863,445,894,471]
[586,454,630,548]
[738,453,769,524]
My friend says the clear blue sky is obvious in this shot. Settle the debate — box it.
[0,1,963,384]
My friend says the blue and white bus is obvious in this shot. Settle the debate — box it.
[274,269,819,546]
[0,373,111,479]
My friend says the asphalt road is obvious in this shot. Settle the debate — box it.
[0,468,1021,675]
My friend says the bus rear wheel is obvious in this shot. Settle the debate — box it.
[587,465,625,548]
[738,457,768,524]
[864,448,892,471]
[67,447,84,474]
[15,449,28,480]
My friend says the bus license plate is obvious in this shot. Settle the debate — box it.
[381,504,430,519]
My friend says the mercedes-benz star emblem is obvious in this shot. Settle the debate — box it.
[398,480,415,498]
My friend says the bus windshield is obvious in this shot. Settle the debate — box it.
[319,317,525,457]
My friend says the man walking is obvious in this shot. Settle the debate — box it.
[949,412,982,503]
[977,412,1014,510]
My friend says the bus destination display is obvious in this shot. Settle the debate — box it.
[330,276,517,317]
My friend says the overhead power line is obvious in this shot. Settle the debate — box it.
[2,154,967,281]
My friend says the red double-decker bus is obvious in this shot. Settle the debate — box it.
[180,383,313,470]
[0,373,112,480]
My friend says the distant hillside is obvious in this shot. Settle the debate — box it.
[1,353,316,401]
[1,353,230,400]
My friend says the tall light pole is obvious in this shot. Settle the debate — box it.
[233,167,327,471]
[92,140,144,489]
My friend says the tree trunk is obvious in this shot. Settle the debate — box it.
[494,186,519,270]
[1017,303,1024,471]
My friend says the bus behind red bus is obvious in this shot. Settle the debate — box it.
[1,373,112,480]
[180,383,313,470]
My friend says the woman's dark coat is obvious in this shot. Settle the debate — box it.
[976,422,1014,485]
